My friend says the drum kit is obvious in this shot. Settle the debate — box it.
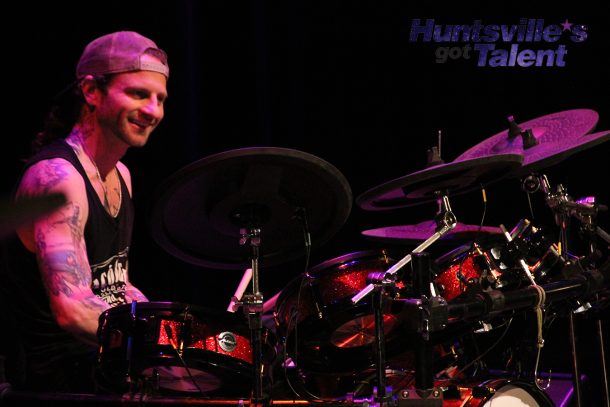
[94,109,609,406]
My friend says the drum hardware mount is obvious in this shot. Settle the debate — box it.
[352,192,457,305]
[499,224,536,286]
[530,172,610,406]
[395,253,447,406]
[499,217,551,392]
[233,225,267,403]
[351,192,456,405]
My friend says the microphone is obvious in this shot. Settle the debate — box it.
[227,268,253,312]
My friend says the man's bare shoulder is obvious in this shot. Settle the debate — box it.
[18,158,85,197]
[16,158,89,250]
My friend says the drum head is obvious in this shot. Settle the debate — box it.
[476,379,554,407]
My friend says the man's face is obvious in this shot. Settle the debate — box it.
[95,56,168,148]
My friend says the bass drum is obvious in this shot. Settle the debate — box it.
[441,378,555,407]
[96,301,275,396]
[275,249,410,374]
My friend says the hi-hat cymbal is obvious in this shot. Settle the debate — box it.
[362,221,503,244]
[454,109,603,175]
[356,153,523,211]
[150,147,352,270]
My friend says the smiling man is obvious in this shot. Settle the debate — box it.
[2,31,168,392]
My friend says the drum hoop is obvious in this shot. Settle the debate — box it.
[308,249,396,276]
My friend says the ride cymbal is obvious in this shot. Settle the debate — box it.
[454,109,603,176]
[150,147,352,269]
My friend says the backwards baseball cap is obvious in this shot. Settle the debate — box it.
[76,31,169,79]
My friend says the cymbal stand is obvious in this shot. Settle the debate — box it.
[352,192,456,406]
[405,252,446,406]
[365,277,393,405]
[564,194,609,407]
[537,174,609,407]
[238,226,266,403]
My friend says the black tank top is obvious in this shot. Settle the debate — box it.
[0,139,134,390]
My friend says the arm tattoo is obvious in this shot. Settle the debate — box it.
[82,296,109,313]
[37,246,90,298]
[35,203,91,299]
[34,161,70,194]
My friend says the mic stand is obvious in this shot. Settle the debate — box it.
[238,226,267,404]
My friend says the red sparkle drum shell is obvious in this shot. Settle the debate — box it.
[433,223,563,303]
[275,249,410,374]
[433,244,497,302]
[96,301,275,396]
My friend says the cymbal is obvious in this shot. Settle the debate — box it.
[519,129,610,174]
[362,221,503,244]
[150,147,352,270]
[454,109,602,175]
[356,153,523,211]
[0,192,66,239]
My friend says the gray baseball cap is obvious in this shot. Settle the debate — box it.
[76,31,169,79]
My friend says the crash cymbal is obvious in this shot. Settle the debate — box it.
[0,192,66,239]
[356,154,523,211]
[150,147,352,270]
[362,221,503,244]
[519,129,610,174]
[454,109,601,175]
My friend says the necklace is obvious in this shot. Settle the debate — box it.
[68,133,122,218]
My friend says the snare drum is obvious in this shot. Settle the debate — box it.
[96,301,275,396]
[275,250,410,374]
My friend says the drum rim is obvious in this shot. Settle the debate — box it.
[308,249,397,276]
[274,249,398,312]
[99,301,250,324]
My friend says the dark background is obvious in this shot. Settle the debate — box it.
[2,1,609,403]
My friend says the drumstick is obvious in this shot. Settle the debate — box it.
[227,268,253,312]
[263,291,280,314]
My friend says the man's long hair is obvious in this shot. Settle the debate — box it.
[31,76,111,155]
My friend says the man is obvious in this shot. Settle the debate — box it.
[0,31,168,392]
